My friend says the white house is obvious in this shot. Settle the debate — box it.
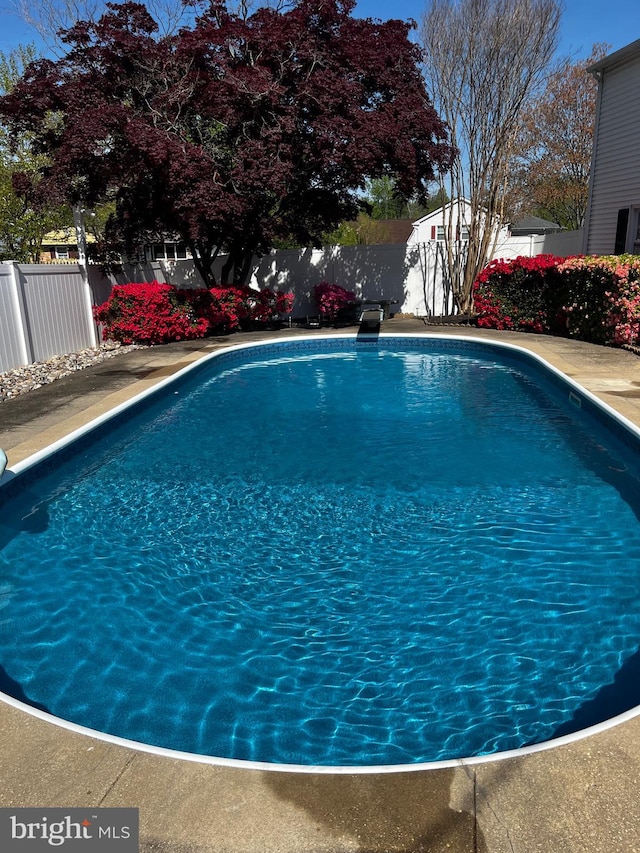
[411,197,582,260]
[583,40,640,255]
[408,198,510,247]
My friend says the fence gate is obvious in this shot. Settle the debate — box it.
[411,241,468,318]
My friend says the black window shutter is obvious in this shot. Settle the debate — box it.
[614,208,630,254]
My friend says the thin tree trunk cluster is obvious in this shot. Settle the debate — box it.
[421,0,561,313]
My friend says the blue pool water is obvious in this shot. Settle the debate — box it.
[2,336,640,766]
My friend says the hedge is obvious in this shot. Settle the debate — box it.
[94,282,294,345]
[473,254,640,347]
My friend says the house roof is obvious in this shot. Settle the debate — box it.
[373,219,414,243]
[42,228,96,246]
[344,218,414,243]
[510,216,561,235]
[412,198,472,227]
[588,39,640,75]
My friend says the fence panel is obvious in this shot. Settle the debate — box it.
[251,244,426,317]
[0,265,27,372]
[490,229,584,260]
[404,242,460,317]
[16,265,96,364]
[540,229,584,257]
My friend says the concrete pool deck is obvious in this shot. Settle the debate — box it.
[3,320,640,852]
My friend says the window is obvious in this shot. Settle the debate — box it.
[614,207,640,254]
[151,242,190,261]
[55,247,69,260]
[436,225,469,242]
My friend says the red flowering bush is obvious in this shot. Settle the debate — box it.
[248,287,294,324]
[473,253,640,347]
[95,282,294,344]
[208,286,254,330]
[210,285,294,328]
[313,281,356,322]
[93,282,209,344]
[473,255,567,334]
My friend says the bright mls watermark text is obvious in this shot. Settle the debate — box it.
[0,809,139,852]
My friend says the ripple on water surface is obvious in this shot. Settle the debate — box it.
[2,345,640,764]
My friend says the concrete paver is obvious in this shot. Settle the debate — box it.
[2,321,640,852]
[474,717,640,853]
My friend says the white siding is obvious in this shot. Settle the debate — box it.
[586,55,640,254]
[410,200,511,246]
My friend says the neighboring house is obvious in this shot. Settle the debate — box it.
[336,217,414,245]
[40,229,192,264]
[145,241,193,262]
[408,198,510,246]
[583,39,640,255]
[370,219,414,243]
[40,228,96,263]
[409,198,582,260]
[509,216,562,237]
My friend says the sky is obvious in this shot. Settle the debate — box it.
[354,0,638,59]
[0,0,635,60]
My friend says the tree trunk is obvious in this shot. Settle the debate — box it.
[220,252,234,285]
[235,251,254,286]
[189,242,217,288]
[421,0,561,316]
[221,245,255,287]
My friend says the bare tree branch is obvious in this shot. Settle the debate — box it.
[14,0,194,56]
[421,0,561,312]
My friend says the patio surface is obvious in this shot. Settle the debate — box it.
[2,319,640,852]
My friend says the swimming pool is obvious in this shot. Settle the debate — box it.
[2,333,640,770]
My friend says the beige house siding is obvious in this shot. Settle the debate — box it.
[585,41,640,254]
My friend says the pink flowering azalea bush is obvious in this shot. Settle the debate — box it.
[473,255,567,333]
[95,282,293,344]
[313,281,356,322]
[473,253,640,347]
[558,255,640,345]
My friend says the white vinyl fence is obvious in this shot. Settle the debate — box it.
[0,229,584,374]
[0,263,98,374]
[249,229,585,320]
[0,260,209,373]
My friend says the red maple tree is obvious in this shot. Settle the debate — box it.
[0,0,453,285]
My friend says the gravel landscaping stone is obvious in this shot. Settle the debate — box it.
[0,342,143,402]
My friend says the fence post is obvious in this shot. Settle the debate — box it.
[73,204,99,347]
[4,260,33,367]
